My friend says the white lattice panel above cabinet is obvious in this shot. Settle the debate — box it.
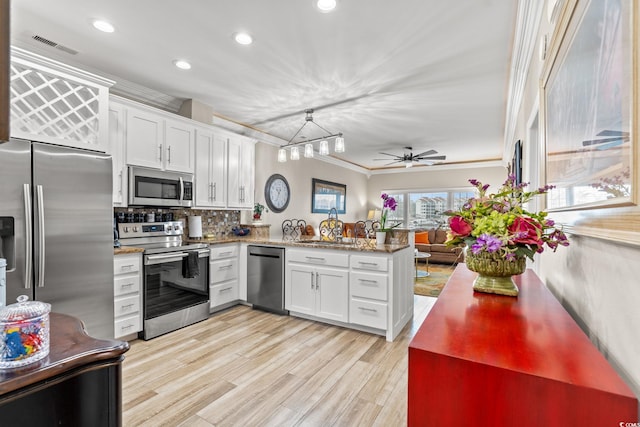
[9,47,114,152]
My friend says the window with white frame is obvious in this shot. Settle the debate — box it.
[380,188,476,229]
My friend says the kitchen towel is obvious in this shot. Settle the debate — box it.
[182,251,200,279]
[188,216,202,238]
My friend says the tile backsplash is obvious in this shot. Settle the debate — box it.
[114,207,241,238]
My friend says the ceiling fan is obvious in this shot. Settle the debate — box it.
[374,147,446,168]
[582,130,630,150]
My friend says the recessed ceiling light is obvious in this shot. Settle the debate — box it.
[234,32,253,45]
[173,60,192,70]
[316,0,337,13]
[92,20,115,33]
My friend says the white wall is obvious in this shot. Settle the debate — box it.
[511,0,640,401]
[251,142,369,238]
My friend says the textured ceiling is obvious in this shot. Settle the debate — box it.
[10,0,517,171]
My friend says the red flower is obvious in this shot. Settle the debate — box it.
[508,217,542,246]
[449,216,473,237]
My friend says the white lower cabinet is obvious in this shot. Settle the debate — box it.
[113,253,143,338]
[209,243,240,312]
[286,246,413,342]
[350,298,388,330]
[286,249,349,323]
[349,270,389,330]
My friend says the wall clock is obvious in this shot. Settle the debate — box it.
[265,174,290,213]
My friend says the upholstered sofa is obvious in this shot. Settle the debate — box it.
[414,228,464,264]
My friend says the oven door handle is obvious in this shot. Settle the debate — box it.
[145,250,210,265]
[145,252,188,265]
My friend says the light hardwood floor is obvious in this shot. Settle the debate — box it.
[122,295,437,426]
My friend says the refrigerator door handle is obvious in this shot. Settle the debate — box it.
[23,184,33,290]
[36,184,46,288]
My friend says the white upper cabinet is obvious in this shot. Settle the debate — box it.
[125,106,163,169]
[164,119,195,173]
[10,47,113,152]
[111,95,254,209]
[124,105,195,173]
[195,127,227,208]
[227,134,255,209]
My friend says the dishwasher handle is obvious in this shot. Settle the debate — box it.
[249,252,281,259]
[247,245,284,259]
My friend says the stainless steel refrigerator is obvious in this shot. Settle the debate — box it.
[0,138,114,339]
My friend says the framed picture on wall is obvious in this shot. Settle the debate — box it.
[311,178,346,214]
[540,0,640,246]
[512,140,522,185]
[543,0,633,211]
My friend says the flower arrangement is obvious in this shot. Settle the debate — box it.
[445,176,569,261]
[380,193,400,231]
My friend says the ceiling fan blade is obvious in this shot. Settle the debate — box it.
[582,137,628,147]
[378,152,399,157]
[596,130,629,137]
[413,149,437,158]
[384,160,404,166]
[416,155,446,161]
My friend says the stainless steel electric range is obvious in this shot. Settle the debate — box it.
[118,221,210,340]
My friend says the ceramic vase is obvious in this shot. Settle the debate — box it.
[465,249,526,296]
[375,231,387,245]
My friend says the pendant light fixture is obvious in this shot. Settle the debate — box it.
[277,109,345,162]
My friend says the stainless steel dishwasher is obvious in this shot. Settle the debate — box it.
[247,245,288,315]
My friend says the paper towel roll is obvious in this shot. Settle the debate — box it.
[188,216,202,238]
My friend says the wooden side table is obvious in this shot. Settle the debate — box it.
[0,313,129,426]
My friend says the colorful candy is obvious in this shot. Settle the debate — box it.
[0,296,50,368]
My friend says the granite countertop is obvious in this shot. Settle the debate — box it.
[185,236,410,253]
[114,246,145,255]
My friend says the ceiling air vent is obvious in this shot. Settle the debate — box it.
[31,35,78,55]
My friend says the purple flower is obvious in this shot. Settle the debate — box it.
[469,179,479,186]
[483,235,503,253]
[472,234,503,254]
[470,242,484,254]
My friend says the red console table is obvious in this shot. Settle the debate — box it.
[408,264,638,426]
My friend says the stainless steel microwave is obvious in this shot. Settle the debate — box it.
[128,166,193,207]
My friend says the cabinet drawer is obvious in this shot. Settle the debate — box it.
[114,294,140,317]
[287,249,349,268]
[351,255,388,272]
[210,280,239,308]
[210,244,238,259]
[114,255,141,275]
[350,271,388,301]
[114,314,142,338]
[350,298,388,330]
[114,275,141,296]
[210,258,238,284]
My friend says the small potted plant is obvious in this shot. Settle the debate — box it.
[253,202,267,223]
[377,193,401,244]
